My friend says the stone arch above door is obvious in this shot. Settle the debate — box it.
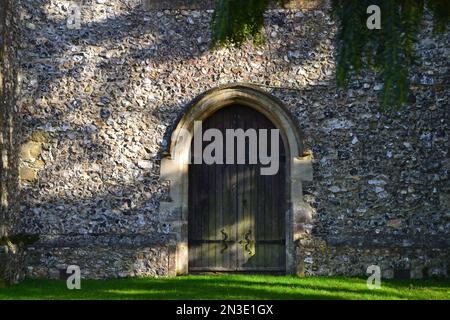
[159,84,313,275]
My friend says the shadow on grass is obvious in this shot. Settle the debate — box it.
[179,276,450,299]
[1,276,449,300]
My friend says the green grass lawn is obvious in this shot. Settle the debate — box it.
[0,275,449,300]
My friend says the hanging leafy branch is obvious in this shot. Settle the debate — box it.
[212,0,286,45]
[332,0,427,108]
[211,0,450,108]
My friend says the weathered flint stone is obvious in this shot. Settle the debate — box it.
[0,0,447,279]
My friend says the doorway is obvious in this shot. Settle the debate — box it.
[188,105,286,272]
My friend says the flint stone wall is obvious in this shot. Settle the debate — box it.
[9,0,450,279]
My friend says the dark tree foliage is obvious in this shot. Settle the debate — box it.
[332,0,449,108]
[212,0,450,108]
[212,0,288,45]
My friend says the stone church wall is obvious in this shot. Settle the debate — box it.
[3,0,448,279]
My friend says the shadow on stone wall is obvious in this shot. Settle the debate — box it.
[13,0,450,279]
[1,0,25,285]
[17,0,329,233]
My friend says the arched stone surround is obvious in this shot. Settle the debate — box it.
[160,84,313,275]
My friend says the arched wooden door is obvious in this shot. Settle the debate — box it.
[188,105,286,272]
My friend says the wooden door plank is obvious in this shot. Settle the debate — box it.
[231,109,239,270]
[222,107,236,270]
[270,138,278,268]
[215,110,225,269]
[236,110,245,269]
[207,114,216,269]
